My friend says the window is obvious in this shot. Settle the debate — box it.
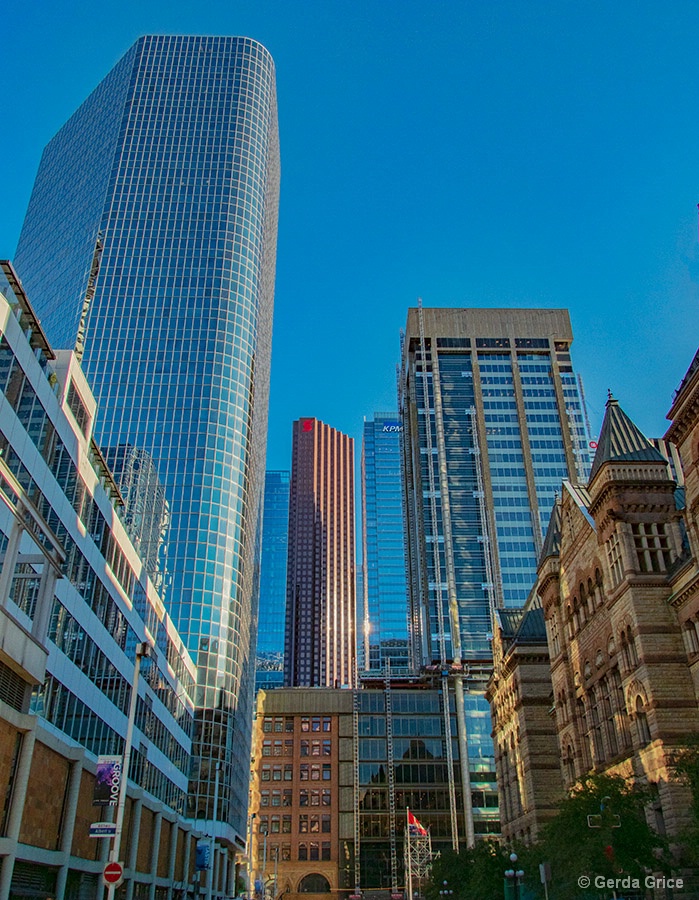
[322,764,331,780]
[300,790,308,807]
[322,790,331,806]
[633,523,672,573]
[260,791,269,806]
[322,842,331,861]
[262,740,272,756]
[300,765,309,781]
[261,766,270,782]
[636,697,651,745]
[299,815,308,833]
[283,790,292,807]
[301,717,310,732]
[282,816,291,833]
[322,814,331,833]
[606,532,624,586]
[298,843,307,861]
[300,740,309,757]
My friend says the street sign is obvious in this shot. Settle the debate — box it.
[90,822,117,838]
[103,862,124,887]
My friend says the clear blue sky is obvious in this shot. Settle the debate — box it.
[3,1,699,472]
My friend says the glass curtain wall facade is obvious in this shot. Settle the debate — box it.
[256,470,290,691]
[357,685,498,888]
[14,35,280,843]
[400,307,589,844]
[361,414,410,673]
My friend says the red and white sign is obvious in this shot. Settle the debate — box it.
[103,862,124,887]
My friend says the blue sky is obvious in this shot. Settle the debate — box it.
[3,1,699,471]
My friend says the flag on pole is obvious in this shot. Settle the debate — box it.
[407,809,427,836]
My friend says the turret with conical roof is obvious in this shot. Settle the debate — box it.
[587,393,682,567]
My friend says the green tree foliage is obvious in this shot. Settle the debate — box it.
[426,843,505,900]
[537,774,668,899]
[425,775,668,900]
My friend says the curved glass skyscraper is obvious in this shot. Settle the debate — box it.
[15,35,280,845]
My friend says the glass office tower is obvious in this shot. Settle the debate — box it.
[400,306,589,844]
[360,414,411,673]
[14,35,280,844]
[284,419,356,688]
[256,470,290,692]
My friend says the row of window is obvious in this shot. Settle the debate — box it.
[262,739,331,757]
[259,789,331,807]
[260,764,332,781]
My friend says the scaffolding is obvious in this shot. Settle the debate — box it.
[404,815,433,900]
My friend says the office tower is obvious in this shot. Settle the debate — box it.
[15,35,280,843]
[256,470,290,691]
[0,263,200,898]
[284,419,356,688]
[360,413,410,673]
[399,306,589,844]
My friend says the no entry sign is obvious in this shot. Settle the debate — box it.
[103,861,124,887]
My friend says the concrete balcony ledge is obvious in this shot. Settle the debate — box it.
[0,604,48,686]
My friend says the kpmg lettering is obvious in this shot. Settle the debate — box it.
[382,424,403,433]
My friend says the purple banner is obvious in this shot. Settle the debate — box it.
[93,755,122,806]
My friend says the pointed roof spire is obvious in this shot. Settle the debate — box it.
[539,495,562,564]
[588,393,665,482]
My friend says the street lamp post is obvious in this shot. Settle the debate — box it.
[107,641,151,900]
[504,853,524,900]
[206,761,221,900]
[272,845,279,900]
[439,881,453,900]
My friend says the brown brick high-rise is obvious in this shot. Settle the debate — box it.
[284,419,356,687]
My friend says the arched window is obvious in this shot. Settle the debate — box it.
[299,874,331,893]
[635,696,651,745]
[563,744,575,784]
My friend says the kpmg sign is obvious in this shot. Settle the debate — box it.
[382,423,403,433]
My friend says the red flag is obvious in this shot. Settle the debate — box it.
[407,810,427,836]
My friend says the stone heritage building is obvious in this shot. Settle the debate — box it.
[488,360,699,847]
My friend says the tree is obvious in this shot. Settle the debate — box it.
[426,843,505,900]
[537,773,668,899]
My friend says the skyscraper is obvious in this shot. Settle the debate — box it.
[256,470,290,692]
[284,418,356,688]
[399,306,589,843]
[14,35,280,844]
[360,413,410,673]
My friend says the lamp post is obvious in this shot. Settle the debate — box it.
[439,881,453,900]
[504,853,524,900]
[272,845,279,900]
[255,827,267,900]
[106,641,151,900]
[206,761,221,900]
